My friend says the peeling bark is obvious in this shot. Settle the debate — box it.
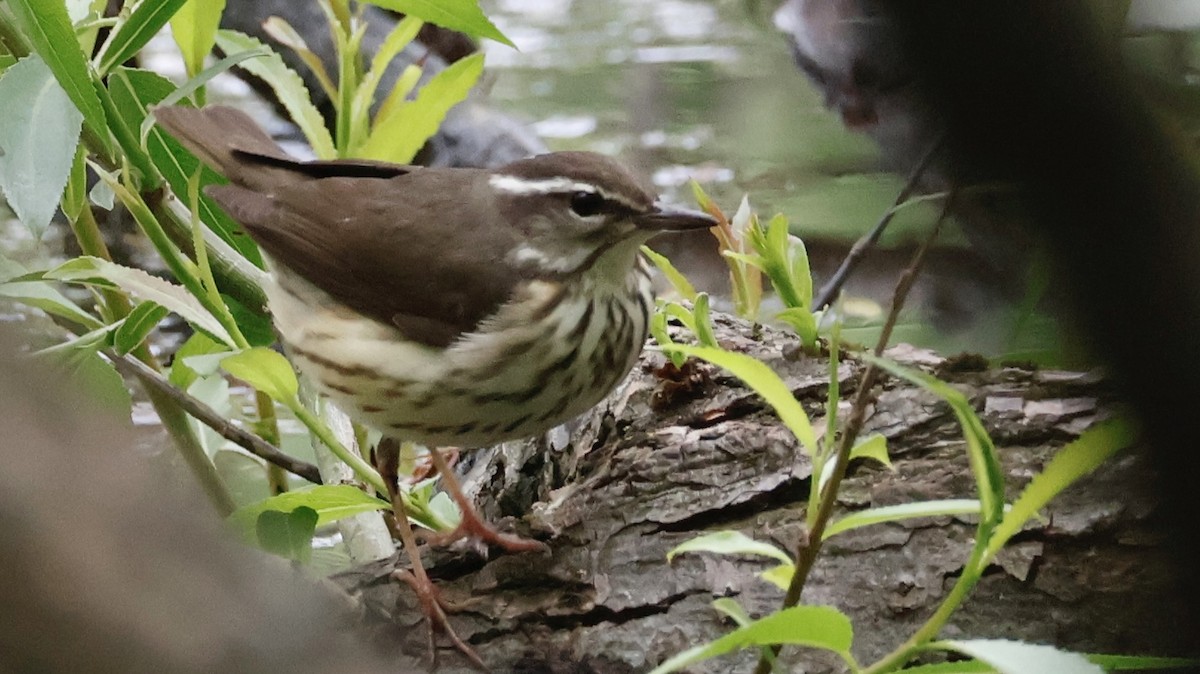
[334,314,1186,673]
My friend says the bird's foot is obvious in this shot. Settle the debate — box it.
[420,504,549,554]
[422,446,550,555]
[392,568,488,672]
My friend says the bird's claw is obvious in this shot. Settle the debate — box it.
[393,568,488,672]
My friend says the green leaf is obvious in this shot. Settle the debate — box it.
[40,347,132,415]
[185,372,233,458]
[359,0,514,47]
[168,332,226,388]
[848,433,891,467]
[691,179,716,213]
[255,506,318,563]
[227,484,390,538]
[35,321,119,357]
[220,347,299,403]
[641,245,698,301]
[61,145,88,221]
[649,310,685,368]
[864,354,1005,524]
[425,491,462,531]
[65,0,99,23]
[722,250,766,273]
[788,227,813,307]
[4,0,109,151]
[1085,654,1200,671]
[169,0,226,77]
[894,662,996,674]
[931,639,1102,674]
[349,15,424,149]
[985,418,1134,560]
[88,176,115,209]
[182,351,235,379]
[759,563,795,590]
[0,54,16,73]
[107,67,264,267]
[221,293,275,347]
[95,0,190,76]
[112,300,169,355]
[214,30,336,159]
[816,433,892,496]
[711,598,778,670]
[0,55,84,237]
[824,499,991,540]
[46,256,235,346]
[756,214,808,310]
[711,597,754,627]
[663,301,697,333]
[667,530,792,565]
[647,605,853,674]
[0,279,101,328]
[776,306,818,346]
[664,344,817,452]
[0,259,103,328]
[374,63,422,126]
[692,293,719,348]
[139,48,270,143]
[361,52,484,163]
[67,0,109,55]
[260,17,336,101]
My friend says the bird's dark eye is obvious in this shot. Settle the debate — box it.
[569,191,605,217]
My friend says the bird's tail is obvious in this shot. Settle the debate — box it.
[153,105,300,192]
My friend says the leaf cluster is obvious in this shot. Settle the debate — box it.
[0,0,508,554]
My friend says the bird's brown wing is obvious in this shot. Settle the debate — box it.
[156,105,524,348]
[154,105,414,189]
[209,170,524,348]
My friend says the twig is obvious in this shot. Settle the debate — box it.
[111,351,323,484]
[813,135,945,311]
[754,192,955,674]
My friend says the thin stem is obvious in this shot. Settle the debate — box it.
[105,176,251,351]
[754,194,954,674]
[63,96,267,315]
[95,84,156,183]
[254,390,289,494]
[291,404,388,494]
[0,8,31,57]
[113,353,322,483]
[184,171,250,349]
[150,386,238,515]
[61,186,234,514]
[813,136,944,311]
[68,202,131,316]
[149,194,270,314]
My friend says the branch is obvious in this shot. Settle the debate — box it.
[755,193,955,674]
[813,135,944,311]
[111,351,323,484]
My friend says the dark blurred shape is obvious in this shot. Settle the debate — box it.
[221,0,545,168]
[772,0,1039,298]
[0,328,390,674]
[415,23,478,64]
[771,0,935,172]
[871,1,1200,638]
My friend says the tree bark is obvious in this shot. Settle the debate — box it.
[334,314,1187,673]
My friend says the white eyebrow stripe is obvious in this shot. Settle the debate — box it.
[488,174,640,209]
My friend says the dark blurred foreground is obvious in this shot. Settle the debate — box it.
[882,1,1200,638]
[0,328,389,674]
[770,0,1200,645]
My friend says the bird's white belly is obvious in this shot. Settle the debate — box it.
[268,268,650,447]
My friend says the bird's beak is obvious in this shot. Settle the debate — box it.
[634,203,718,231]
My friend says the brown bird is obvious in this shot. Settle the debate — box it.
[154,104,715,666]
